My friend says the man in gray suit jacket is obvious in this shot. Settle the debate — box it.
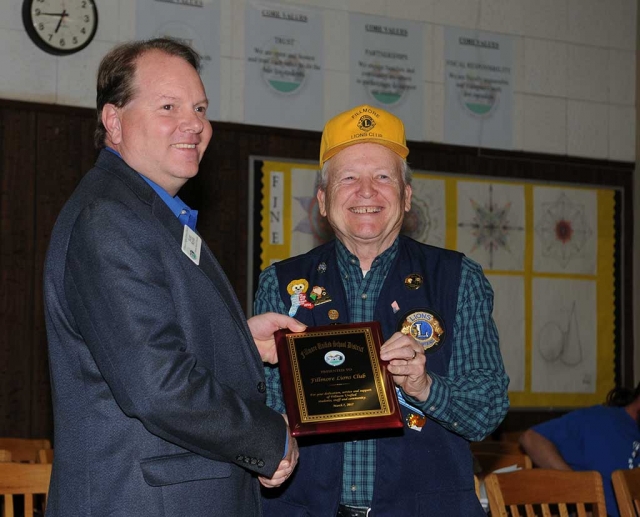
[43,38,302,516]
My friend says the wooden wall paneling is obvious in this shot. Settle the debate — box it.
[0,104,37,437]
[31,108,97,440]
[205,127,249,300]
[181,128,247,305]
[223,128,257,304]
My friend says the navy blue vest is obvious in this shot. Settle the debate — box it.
[263,237,485,517]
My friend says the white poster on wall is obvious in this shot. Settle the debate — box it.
[457,181,525,271]
[531,278,597,394]
[488,274,525,392]
[533,187,597,275]
[444,28,513,149]
[245,3,323,130]
[136,0,221,121]
[349,14,424,140]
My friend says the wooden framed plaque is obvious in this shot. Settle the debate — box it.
[275,322,403,437]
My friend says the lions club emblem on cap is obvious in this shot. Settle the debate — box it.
[357,115,376,132]
[397,310,445,352]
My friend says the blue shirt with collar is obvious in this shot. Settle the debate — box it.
[104,147,198,230]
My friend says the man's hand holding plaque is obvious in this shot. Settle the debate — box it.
[274,321,403,437]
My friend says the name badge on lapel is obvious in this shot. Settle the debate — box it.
[181,225,202,265]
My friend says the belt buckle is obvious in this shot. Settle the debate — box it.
[338,505,371,517]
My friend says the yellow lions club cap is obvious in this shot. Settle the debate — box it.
[319,104,409,166]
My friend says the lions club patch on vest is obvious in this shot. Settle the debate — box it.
[397,310,445,352]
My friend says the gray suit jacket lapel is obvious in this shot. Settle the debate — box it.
[96,150,255,350]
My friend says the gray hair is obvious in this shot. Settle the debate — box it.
[318,155,412,191]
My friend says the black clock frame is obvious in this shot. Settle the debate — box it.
[22,0,98,56]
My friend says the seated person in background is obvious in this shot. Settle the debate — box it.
[519,385,640,517]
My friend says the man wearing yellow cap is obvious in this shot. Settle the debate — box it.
[255,104,509,516]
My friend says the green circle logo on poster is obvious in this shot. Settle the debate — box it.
[362,60,408,106]
[457,75,499,117]
[261,36,306,95]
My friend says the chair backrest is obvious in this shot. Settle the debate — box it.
[474,451,532,476]
[0,462,52,517]
[37,449,54,464]
[0,438,51,463]
[0,450,11,462]
[612,468,640,517]
[484,469,607,517]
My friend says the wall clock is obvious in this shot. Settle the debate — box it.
[22,0,98,56]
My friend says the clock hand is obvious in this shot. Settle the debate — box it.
[54,10,68,34]
[39,12,66,16]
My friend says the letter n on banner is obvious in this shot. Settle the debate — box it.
[270,171,284,245]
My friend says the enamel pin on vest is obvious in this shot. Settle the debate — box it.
[397,309,445,353]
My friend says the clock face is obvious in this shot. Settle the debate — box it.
[23,0,98,55]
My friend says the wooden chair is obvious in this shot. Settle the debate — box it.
[612,468,640,517]
[473,451,532,477]
[471,441,532,478]
[0,462,52,517]
[0,438,51,463]
[0,450,11,462]
[37,449,53,464]
[484,468,607,517]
